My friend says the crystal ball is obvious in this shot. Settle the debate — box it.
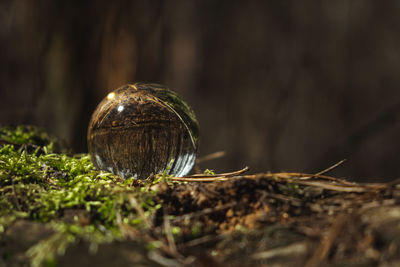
[87,83,199,179]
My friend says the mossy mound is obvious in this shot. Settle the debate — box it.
[0,126,162,266]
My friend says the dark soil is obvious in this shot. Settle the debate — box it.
[153,176,400,266]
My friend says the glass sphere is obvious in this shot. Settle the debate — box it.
[87,83,199,179]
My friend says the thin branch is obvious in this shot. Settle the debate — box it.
[313,159,347,176]
[170,171,385,193]
[306,214,352,267]
[163,207,177,254]
[252,241,308,260]
[179,234,223,249]
[186,166,249,178]
[172,202,236,223]
[128,195,151,228]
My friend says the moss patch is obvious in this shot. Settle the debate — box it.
[0,126,161,266]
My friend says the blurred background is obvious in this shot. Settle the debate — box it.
[1,0,400,181]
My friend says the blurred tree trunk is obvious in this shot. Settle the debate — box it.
[1,1,400,181]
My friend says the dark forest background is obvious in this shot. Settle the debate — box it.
[1,1,400,181]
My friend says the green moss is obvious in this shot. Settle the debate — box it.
[0,125,54,146]
[204,169,215,175]
[0,126,162,266]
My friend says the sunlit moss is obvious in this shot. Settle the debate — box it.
[0,126,162,266]
[0,125,54,147]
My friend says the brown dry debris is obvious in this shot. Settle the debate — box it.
[151,168,400,266]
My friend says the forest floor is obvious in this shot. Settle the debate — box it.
[1,126,400,267]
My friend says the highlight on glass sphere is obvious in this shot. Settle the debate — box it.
[87,83,199,179]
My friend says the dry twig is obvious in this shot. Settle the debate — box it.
[305,214,352,267]
[170,160,386,193]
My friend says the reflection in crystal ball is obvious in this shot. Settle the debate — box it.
[87,83,199,179]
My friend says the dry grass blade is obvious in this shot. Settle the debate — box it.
[186,166,249,178]
[252,242,308,260]
[128,195,151,228]
[171,202,236,223]
[171,176,232,182]
[312,159,347,177]
[118,205,191,266]
[305,214,352,267]
[118,222,185,267]
[171,169,386,193]
[297,159,351,184]
[294,181,367,193]
[179,235,223,249]
[163,207,177,254]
